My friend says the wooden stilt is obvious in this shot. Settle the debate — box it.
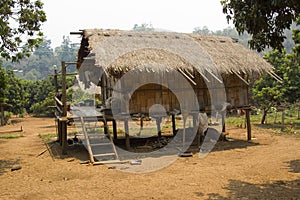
[221,111,226,133]
[1,106,4,126]
[156,117,162,137]
[112,120,117,139]
[171,114,176,136]
[245,109,251,141]
[61,118,68,155]
[124,119,130,150]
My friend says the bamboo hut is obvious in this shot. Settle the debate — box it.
[73,29,276,147]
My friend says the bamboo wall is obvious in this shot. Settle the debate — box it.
[104,70,249,114]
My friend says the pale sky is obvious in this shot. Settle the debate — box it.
[42,0,232,48]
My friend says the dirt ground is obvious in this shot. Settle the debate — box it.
[0,116,299,200]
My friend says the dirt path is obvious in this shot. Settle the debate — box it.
[0,116,299,199]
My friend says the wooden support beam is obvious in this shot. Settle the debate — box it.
[60,118,68,155]
[267,71,283,83]
[178,68,197,85]
[233,71,249,85]
[221,111,226,133]
[0,106,4,126]
[61,61,67,117]
[171,114,176,136]
[205,69,223,84]
[113,120,117,139]
[199,71,210,83]
[54,96,63,107]
[124,119,130,150]
[245,109,251,141]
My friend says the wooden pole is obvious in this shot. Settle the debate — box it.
[156,117,162,138]
[113,120,117,139]
[172,114,176,136]
[1,105,4,126]
[54,67,58,94]
[281,110,285,131]
[221,111,226,133]
[245,109,251,141]
[61,118,68,155]
[61,61,67,117]
[124,119,130,150]
[61,61,68,154]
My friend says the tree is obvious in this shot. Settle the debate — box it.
[0,64,9,105]
[253,44,300,124]
[133,23,154,31]
[55,36,79,73]
[252,50,286,124]
[221,0,300,52]
[0,0,46,61]
[193,26,211,34]
[6,69,28,114]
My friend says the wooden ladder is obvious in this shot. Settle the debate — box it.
[80,117,121,165]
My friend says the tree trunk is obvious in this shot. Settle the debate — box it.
[261,109,268,124]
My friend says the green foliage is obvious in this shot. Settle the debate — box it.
[252,44,300,124]
[1,37,79,80]
[221,0,300,52]
[0,65,9,104]
[30,96,54,116]
[0,134,24,139]
[5,69,28,114]
[0,0,47,61]
[193,26,252,48]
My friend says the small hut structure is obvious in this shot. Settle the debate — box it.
[72,29,276,149]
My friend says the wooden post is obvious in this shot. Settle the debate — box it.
[156,117,162,137]
[245,109,251,141]
[281,110,285,131]
[221,111,226,133]
[0,105,4,126]
[113,120,117,139]
[60,118,68,155]
[54,67,58,94]
[61,62,68,154]
[124,119,130,150]
[61,61,67,117]
[57,118,62,144]
[172,114,176,136]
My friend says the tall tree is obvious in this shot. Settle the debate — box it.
[0,65,9,105]
[0,0,46,61]
[6,69,28,114]
[221,0,300,52]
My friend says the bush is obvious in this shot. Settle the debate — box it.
[30,97,55,117]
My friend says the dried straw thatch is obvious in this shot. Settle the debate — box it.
[77,29,274,77]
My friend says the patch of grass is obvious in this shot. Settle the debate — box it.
[38,131,80,143]
[226,117,246,125]
[38,133,57,142]
[0,134,24,139]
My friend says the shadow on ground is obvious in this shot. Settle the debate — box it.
[288,159,300,173]
[195,159,300,199]
[0,159,21,176]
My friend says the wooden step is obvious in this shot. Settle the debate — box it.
[90,143,112,147]
[93,153,116,157]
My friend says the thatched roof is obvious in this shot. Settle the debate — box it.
[77,29,274,77]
